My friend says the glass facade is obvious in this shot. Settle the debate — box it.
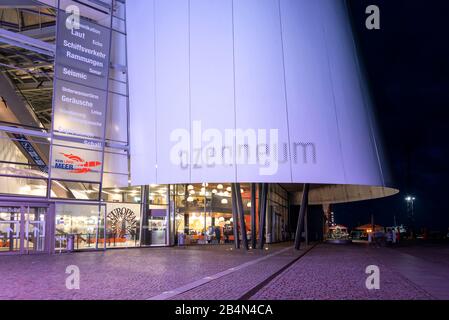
[55,204,105,251]
[267,184,289,243]
[0,0,137,254]
[173,183,253,245]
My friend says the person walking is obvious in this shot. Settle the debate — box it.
[215,226,221,244]
[386,229,393,246]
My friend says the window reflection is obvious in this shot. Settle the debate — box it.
[51,180,100,200]
[55,204,104,251]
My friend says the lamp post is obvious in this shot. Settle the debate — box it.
[405,196,416,217]
[405,195,416,238]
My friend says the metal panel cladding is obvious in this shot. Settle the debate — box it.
[126,0,392,189]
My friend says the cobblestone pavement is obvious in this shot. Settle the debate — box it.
[0,243,294,300]
[250,243,445,300]
[395,243,449,268]
[2,242,447,300]
[374,243,449,299]
[168,245,313,300]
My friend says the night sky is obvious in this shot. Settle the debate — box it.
[334,0,449,231]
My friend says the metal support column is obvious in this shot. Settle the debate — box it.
[231,184,240,249]
[294,183,310,250]
[47,203,56,254]
[258,183,268,249]
[250,183,257,249]
[140,185,149,246]
[322,203,331,241]
[166,185,171,246]
[233,183,248,250]
[305,206,309,246]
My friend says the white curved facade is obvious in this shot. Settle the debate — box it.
[126,0,395,198]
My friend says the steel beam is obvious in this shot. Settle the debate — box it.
[250,183,256,249]
[233,183,248,250]
[0,28,55,56]
[231,184,240,249]
[294,183,310,250]
[305,206,309,246]
[0,125,49,139]
[258,183,268,249]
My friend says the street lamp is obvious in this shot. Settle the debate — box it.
[405,195,415,207]
[405,196,416,237]
[405,195,416,216]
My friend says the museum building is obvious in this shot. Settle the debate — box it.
[0,0,397,254]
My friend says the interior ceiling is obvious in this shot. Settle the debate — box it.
[0,5,55,129]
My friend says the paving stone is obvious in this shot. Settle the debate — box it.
[250,244,437,300]
[1,242,447,300]
[0,243,291,300]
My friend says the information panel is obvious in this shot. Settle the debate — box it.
[53,79,107,139]
[51,2,112,183]
[55,10,111,90]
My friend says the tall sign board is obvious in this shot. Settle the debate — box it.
[50,1,112,185]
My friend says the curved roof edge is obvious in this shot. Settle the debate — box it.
[286,183,399,205]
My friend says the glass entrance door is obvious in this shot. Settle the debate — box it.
[0,204,48,254]
[24,207,46,253]
[0,206,21,253]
